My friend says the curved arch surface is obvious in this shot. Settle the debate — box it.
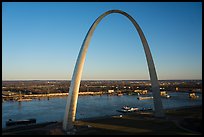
[63,10,164,131]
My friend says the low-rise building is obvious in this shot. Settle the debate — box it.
[108,90,114,94]
[134,90,148,94]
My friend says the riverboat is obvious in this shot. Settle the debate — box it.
[117,106,139,113]
[117,106,153,113]
[137,93,154,100]
[6,118,36,127]
[137,96,154,100]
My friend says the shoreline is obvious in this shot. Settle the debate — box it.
[2,91,202,102]
[3,89,202,102]
[2,92,115,102]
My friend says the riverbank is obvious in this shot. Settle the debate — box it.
[2,91,106,102]
[2,105,202,135]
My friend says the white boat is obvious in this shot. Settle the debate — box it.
[122,106,131,110]
[117,106,139,113]
[117,106,152,113]
[165,94,171,98]
[137,96,153,100]
[161,94,171,98]
[137,93,153,100]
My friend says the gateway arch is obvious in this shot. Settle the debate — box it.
[63,10,165,131]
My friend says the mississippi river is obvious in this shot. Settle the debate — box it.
[2,91,202,128]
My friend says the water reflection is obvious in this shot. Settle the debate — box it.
[18,102,22,111]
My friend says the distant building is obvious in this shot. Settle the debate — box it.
[160,91,167,96]
[2,91,16,96]
[108,90,114,93]
[189,92,199,99]
[134,90,148,94]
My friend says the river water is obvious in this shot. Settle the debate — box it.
[2,91,202,128]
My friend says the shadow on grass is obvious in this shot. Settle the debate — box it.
[74,115,197,135]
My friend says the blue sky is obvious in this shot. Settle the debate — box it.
[2,2,202,80]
